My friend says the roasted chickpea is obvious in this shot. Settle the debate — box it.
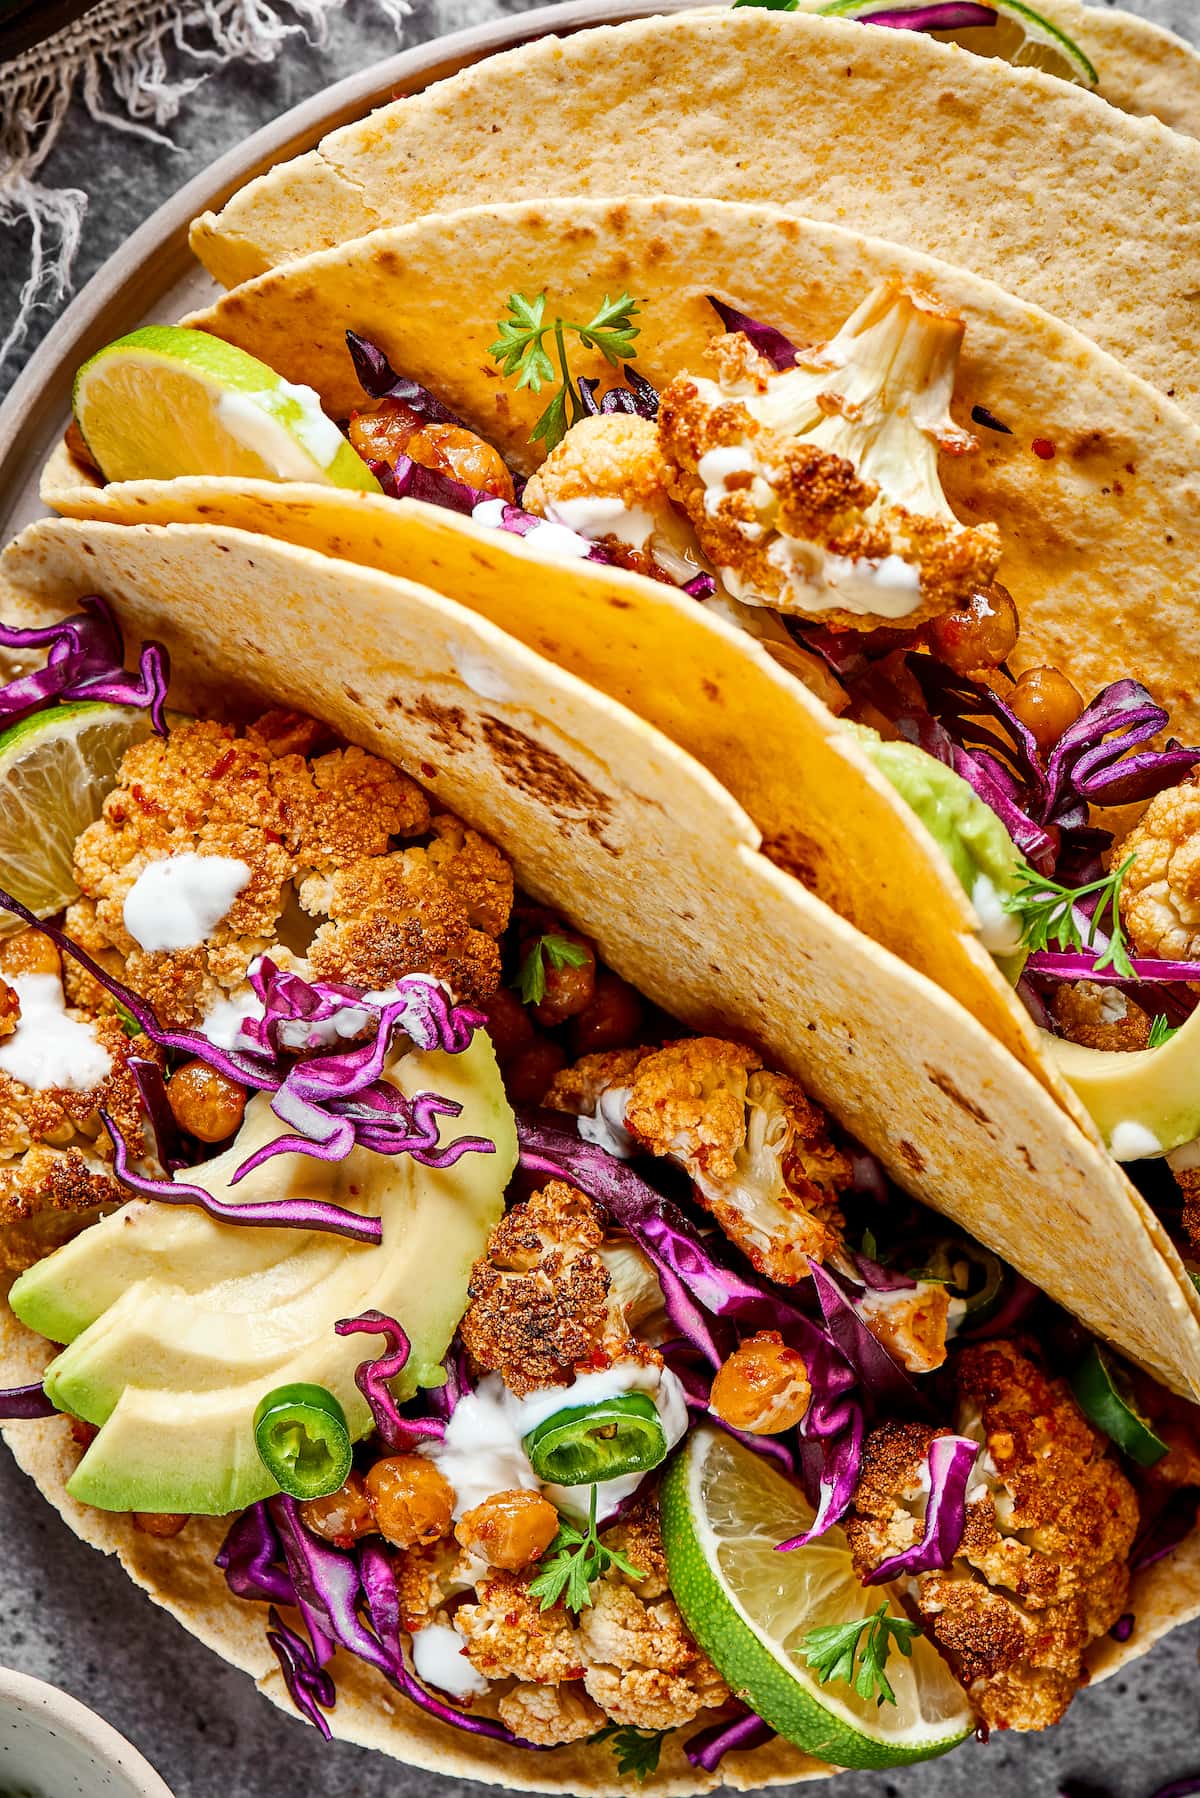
[365,1454,455,1549]
[300,1469,376,1547]
[710,1331,812,1435]
[529,932,597,1027]
[455,1488,560,1571]
[926,582,1020,674]
[133,1511,189,1538]
[0,928,61,979]
[480,985,535,1066]
[1007,665,1085,753]
[348,398,514,501]
[504,1038,568,1106]
[570,972,645,1056]
[167,1059,248,1143]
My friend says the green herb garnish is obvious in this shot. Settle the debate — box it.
[1148,1015,1180,1050]
[593,1724,669,1781]
[1003,851,1137,978]
[529,1486,645,1613]
[799,1603,922,1708]
[489,290,641,450]
[516,932,589,1005]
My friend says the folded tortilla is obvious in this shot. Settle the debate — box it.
[186,9,1200,419]
[46,195,1200,1146]
[1,516,1198,1788]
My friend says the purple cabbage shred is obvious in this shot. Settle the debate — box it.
[334,1310,446,1450]
[266,1606,336,1737]
[577,367,660,420]
[864,1433,978,1581]
[685,1707,776,1770]
[1108,1612,1134,1644]
[345,332,470,430]
[0,596,169,734]
[1131,1487,1200,1572]
[706,297,798,371]
[0,1381,58,1419]
[855,3,998,28]
[217,1502,295,1606]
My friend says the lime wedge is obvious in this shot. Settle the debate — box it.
[73,325,381,491]
[815,1,1098,87]
[0,702,152,923]
[660,1428,973,1769]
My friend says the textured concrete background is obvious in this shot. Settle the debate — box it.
[1,1,1199,1792]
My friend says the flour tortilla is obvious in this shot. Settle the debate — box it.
[186,9,1200,420]
[51,196,1200,1118]
[1,518,1199,1784]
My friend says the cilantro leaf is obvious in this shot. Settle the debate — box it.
[516,932,590,1006]
[592,1725,669,1781]
[1003,850,1137,979]
[529,1487,645,1613]
[113,999,143,1039]
[800,1604,922,1709]
[1148,1015,1179,1050]
[490,290,642,450]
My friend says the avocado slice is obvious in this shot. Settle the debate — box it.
[1043,1004,1200,1161]
[842,722,1027,976]
[11,1032,515,1513]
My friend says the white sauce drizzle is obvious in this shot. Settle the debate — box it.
[123,854,252,952]
[970,873,1024,958]
[1110,1120,1164,1162]
[576,1086,637,1160]
[217,381,345,477]
[0,975,113,1092]
[410,1622,490,1700]
[469,498,593,562]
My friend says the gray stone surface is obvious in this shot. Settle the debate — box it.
[1,1,1199,1793]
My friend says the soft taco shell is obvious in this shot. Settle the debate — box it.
[1,521,1198,1787]
[2,515,1199,1403]
[186,10,1200,419]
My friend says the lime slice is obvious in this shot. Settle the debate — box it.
[815,1,1098,87]
[660,1428,973,1769]
[73,325,381,492]
[0,702,152,923]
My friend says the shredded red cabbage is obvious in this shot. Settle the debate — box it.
[852,1250,915,1293]
[334,1310,446,1450]
[1108,1611,1134,1643]
[0,1381,58,1419]
[217,1502,295,1606]
[345,332,470,430]
[266,1605,336,1737]
[1026,951,1200,987]
[682,571,718,599]
[372,452,618,564]
[864,1433,978,1581]
[809,1261,932,1415]
[0,596,169,734]
[685,1707,776,1771]
[856,3,998,25]
[1131,1487,1200,1572]
[706,298,798,371]
[577,367,660,420]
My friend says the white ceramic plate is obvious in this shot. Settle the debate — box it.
[0,1667,173,1797]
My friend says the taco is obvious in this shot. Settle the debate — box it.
[0,515,1198,1788]
[45,195,1200,1265]
[184,9,1200,417]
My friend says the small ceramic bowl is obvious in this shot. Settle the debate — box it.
[0,1668,173,1797]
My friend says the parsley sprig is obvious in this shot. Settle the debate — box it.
[1003,850,1137,978]
[489,291,641,450]
[799,1604,922,1709]
[1148,1015,1180,1050]
[593,1724,668,1782]
[517,932,589,1006]
[529,1487,645,1613]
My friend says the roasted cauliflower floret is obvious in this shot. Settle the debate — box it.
[65,715,510,1025]
[847,1342,1138,1734]
[460,1181,642,1395]
[523,412,706,587]
[1119,771,1200,962]
[600,1492,671,1601]
[857,1281,957,1374]
[1049,980,1152,1052]
[497,1681,606,1746]
[578,1581,729,1729]
[457,1570,586,1683]
[658,283,1001,634]
[546,1038,849,1282]
[1174,1160,1200,1257]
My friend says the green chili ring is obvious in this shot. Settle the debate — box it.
[524,1392,668,1486]
[253,1381,354,1499]
[1070,1344,1168,1468]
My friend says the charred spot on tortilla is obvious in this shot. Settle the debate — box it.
[899,1141,927,1174]
[394,693,472,751]
[700,680,721,704]
[343,685,364,707]
[479,715,617,845]
[762,828,827,891]
[928,1069,992,1128]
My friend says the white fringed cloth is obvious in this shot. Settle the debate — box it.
[0,0,408,371]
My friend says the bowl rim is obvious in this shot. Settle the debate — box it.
[0,1666,174,1797]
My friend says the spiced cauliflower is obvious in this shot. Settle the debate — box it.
[846,1341,1138,1734]
[658,283,1001,633]
[1119,770,1200,962]
[65,712,512,1027]
[546,1038,849,1282]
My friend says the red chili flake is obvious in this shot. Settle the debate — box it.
[1032,438,1057,460]
[420,763,438,781]
[208,749,237,780]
